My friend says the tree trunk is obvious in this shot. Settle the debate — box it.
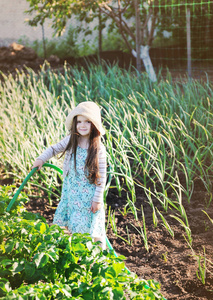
[140,45,157,82]
[98,8,102,56]
[132,45,157,82]
[100,1,157,82]
[41,24,47,59]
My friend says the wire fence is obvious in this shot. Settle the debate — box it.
[147,1,213,78]
[78,1,213,79]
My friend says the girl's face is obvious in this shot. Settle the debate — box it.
[76,115,92,137]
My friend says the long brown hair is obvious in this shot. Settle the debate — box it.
[62,116,101,185]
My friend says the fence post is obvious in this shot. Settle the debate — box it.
[186,7,192,78]
[41,24,47,59]
[134,0,142,73]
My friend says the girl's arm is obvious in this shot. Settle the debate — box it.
[32,135,70,168]
[92,144,107,204]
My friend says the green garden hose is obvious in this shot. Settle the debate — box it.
[6,163,62,212]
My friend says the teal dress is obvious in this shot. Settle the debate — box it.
[53,146,105,238]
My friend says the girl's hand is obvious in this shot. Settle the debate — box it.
[91,201,101,213]
[32,159,44,171]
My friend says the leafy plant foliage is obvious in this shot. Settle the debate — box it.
[0,186,163,299]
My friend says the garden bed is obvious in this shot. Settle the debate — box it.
[21,181,213,300]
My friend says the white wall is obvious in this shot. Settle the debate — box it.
[0,0,58,46]
[0,0,100,47]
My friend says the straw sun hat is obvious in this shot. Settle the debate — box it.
[65,101,105,135]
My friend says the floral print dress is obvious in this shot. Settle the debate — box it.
[53,146,105,238]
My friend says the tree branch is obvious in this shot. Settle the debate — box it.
[118,0,122,30]
[101,0,132,14]
[99,2,133,51]
[100,2,135,41]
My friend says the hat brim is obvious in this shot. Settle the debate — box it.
[65,103,105,136]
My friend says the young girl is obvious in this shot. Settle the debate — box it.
[32,101,106,249]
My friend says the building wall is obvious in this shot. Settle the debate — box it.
[0,0,99,47]
[0,0,55,46]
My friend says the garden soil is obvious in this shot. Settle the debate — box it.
[1,43,213,299]
[22,183,213,300]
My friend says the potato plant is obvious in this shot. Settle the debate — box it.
[0,186,164,299]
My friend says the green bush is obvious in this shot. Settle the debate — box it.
[102,30,128,52]
[18,25,129,59]
[18,26,80,59]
